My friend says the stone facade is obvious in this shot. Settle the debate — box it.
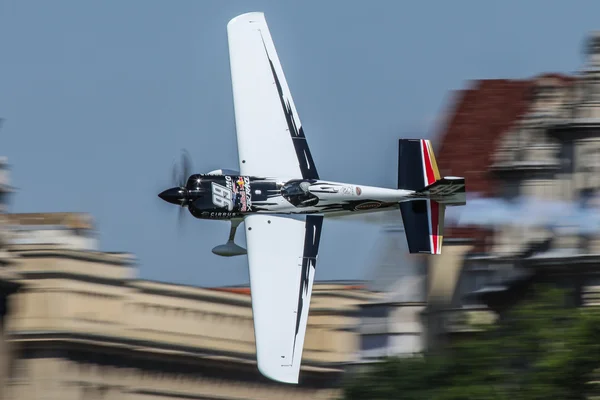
[0,213,374,400]
[0,158,21,400]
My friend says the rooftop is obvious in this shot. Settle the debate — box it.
[5,212,95,230]
[211,281,366,296]
[434,73,574,249]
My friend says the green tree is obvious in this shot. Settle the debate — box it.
[342,285,600,400]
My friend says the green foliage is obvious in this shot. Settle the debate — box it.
[342,285,600,400]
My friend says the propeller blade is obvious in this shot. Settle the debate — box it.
[178,205,186,230]
[181,149,192,186]
[159,150,195,231]
[171,162,179,188]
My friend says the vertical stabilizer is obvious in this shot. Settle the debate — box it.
[397,139,448,255]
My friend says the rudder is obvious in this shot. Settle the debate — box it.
[398,139,445,255]
[398,139,440,190]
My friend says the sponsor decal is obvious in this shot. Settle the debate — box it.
[210,212,235,218]
[233,176,252,212]
[355,186,362,196]
[354,201,381,211]
[341,186,353,195]
[211,181,234,211]
[244,176,252,211]
[202,211,236,219]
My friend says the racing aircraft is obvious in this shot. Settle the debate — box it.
[158,12,466,385]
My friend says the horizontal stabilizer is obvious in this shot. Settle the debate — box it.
[413,177,466,206]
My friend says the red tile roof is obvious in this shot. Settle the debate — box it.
[211,284,366,296]
[435,79,535,250]
[435,73,576,250]
[436,79,533,196]
[212,287,251,295]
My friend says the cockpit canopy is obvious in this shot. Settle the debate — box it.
[281,180,311,196]
[281,179,318,207]
[205,168,241,176]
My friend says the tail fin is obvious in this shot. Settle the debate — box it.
[397,139,465,255]
[397,139,440,191]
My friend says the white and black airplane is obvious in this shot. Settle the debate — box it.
[158,12,466,385]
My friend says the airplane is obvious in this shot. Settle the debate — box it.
[158,12,466,385]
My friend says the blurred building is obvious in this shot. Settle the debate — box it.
[0,212,374,399]
[353,226,427,363]
[353,225,474,364]
[0,158,21,400]
[425,71,543,346]
[427,31,600,346]
[353,30,600,358]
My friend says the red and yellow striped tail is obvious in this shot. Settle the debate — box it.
[398,139,447,255]
[420,140,443,254]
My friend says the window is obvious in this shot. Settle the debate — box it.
[559,142,574,174]
[577,142,600,189]
[361,305,388,319]
[455,263,496,307]
[591,78,600,103]
[579,188,596,208]
[502,181,521,202]
[361,334,389,352]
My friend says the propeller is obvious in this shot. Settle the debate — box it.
[175,150,193,226]
[172,149,192,188]
[158,149,194,230]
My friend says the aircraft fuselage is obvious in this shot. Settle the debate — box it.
[158,174,415,220]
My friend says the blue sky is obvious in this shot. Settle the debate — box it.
[1,0,600,287]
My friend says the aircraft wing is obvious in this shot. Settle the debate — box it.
[227,12,319,181]
[244,214,323,384]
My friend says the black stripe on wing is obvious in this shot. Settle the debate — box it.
[290,215,323,364]
[259,33,319,180]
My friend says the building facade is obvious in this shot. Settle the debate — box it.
[353,228,474,363]
[429,31,600,343]
[353,31,600,357]
[0,158,21,400]
[353,226,427,363]
[0,212,374,400]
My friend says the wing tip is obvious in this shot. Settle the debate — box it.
[256,340,300,384]
[228,11,265,29]
[257,363,300,385]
